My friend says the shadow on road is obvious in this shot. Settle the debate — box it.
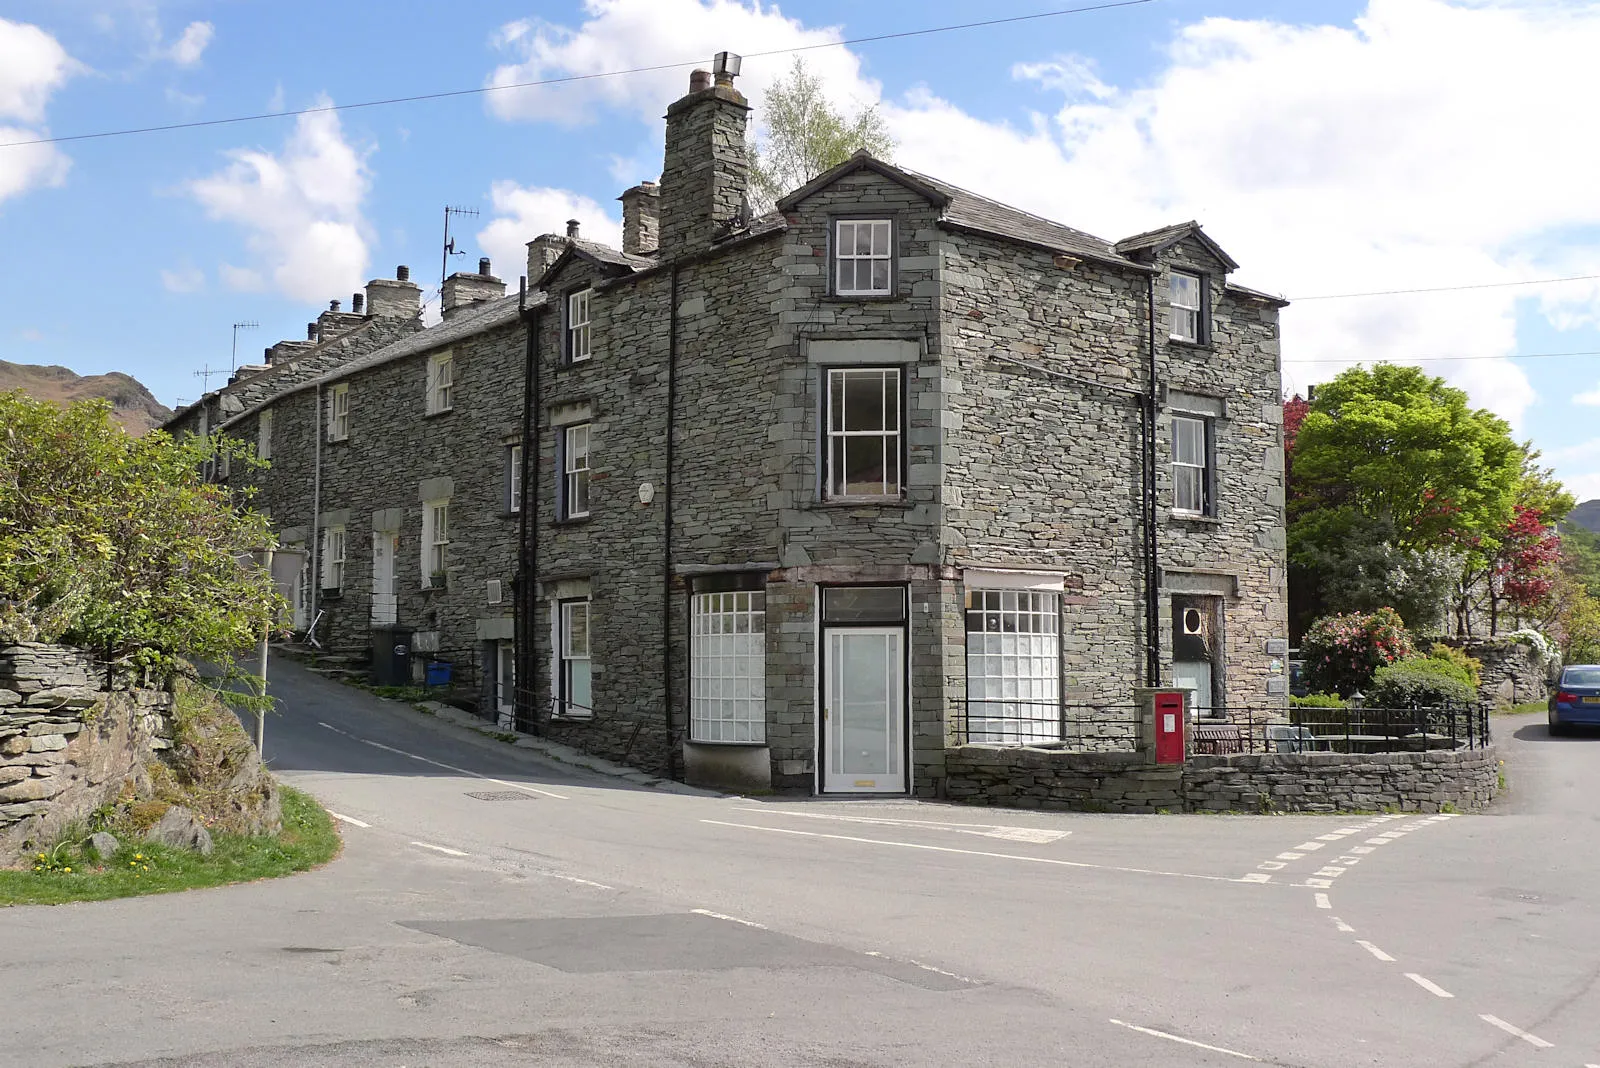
[1511,722,1600,743]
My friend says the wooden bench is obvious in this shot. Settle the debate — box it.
[1191,722,1244,755]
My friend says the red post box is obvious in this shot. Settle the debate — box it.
[1154,690,1186,764]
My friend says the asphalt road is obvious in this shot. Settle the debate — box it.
[1,665,1595,1068]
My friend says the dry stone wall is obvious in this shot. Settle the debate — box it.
[0,644,174,855]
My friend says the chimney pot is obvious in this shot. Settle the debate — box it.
[566,219,581,239]
[329,299,340,312]
[689,69,712,92]
[306,323,318,341]
[479,257,492,275]
[396,265,410,281]
[352,293,364,313]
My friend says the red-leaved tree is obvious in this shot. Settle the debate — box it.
[1489,505,1562,632]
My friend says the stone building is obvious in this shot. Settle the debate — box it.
[166,59,1289,797]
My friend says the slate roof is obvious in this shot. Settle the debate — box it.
[217,291,545,432]
[1114,220,1240,271]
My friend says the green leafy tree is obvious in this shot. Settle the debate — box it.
[0,391,280,674]
[748,56,896,211]
[1289,365,1526,636]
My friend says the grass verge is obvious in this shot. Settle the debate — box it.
[1497,700,1548,716]
[0,786,339,907]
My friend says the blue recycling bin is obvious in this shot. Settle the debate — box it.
[424,660,452,687]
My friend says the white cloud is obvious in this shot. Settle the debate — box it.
[485,0,876,130]
[164,21,213,66]
[160,265,205,293]
[1575,387,1600,407]
[477,181,622,281]
[219,264,265,292]
[0,18,76,205]
[186,99,372,304]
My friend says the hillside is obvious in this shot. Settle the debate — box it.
[0,360,171,436]
[1571,500,1600,535]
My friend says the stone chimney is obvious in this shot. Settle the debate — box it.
[317,297,366,340]
[526,234,565,284]
[658,64,750,257]
[352,293,365,314]
[619,181,661,255]
[441,257,506,320]
[365,265,422,320]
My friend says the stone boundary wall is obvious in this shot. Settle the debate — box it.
[1434,637,1548,708]
[944,743,1497,814]
[0,643,175,854]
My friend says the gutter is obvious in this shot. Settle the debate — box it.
[663,264,680,782]
[1143,275,1161,687]
[519,283,542,735]
[309,384,323,640]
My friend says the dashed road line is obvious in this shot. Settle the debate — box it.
[1479,1014,1554,1048]
[410,841,470,857]
[326,810,370,828]
[543,872,615,890]
[1332,917,1355,932]
[700,820,1247,882]
[1314,893,1332,909]
[317,720,570,799]
[1108,1019,1262,1061]
[1404,973,1454,998]
[733,806,1071,844]
[692,908,768,929]
[1356,940,1395,962]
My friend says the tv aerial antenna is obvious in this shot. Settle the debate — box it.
[231,320,259,371]
[442,205,480,290]
[193,364,225,392]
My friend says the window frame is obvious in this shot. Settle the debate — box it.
[565,288,593,364]
[831,217,895,298]
[321,524,346,592]
[507,443,523,514]
[1170,414,1214,517]
[1169,269,1207,344]
[823,366,904,500]
[328,383,350,442]
[558,423,591,520]
[557,597,593,719]
[257,409,273,460]
[689,584,767,745]
[426,352,454,415]
[421,498,449,587]
[963,589,1062,746]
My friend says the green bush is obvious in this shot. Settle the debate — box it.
[1301,608,1416,696]
[1426,643,1483,689]
[1367,657,1477,708]
[1290,693,1347,708]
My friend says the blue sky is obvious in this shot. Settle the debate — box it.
[2,0,1598,501]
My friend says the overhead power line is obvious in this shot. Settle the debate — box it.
[0,0,1155,150]
[1289,273,1600,301]
[1283,350,1600,365]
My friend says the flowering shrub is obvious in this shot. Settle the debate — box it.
[1301,608,1416,697]
[1502,628,1554,666]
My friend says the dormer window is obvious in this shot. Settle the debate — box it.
[566,289,592,363]
[1170,271,1205,343]
[834,219,893,297]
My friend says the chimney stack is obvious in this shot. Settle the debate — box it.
[329,299,341,312]
[307,323,318,341]
[658,60,749,256]
[526,233,564,283]
[441,260,506,320]
[619,180,661,255]
[365,264,422,320]
[566,219,581,239]
[352,293,364,314]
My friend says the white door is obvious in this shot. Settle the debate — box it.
[371,531,397,624]
[1174,660,1213,718]
[286,544,309,630]
[496,641,516,728]
[822,627,906,794]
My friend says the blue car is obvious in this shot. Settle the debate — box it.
[1549,665,1600,735]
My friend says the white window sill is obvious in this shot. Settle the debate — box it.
[685,738,769,747]
[1169,510,1222,525]
[812,496,911,509]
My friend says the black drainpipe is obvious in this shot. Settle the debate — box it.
[1143,273,1162,687]
[518,282,542,734]
[662,265,681,781]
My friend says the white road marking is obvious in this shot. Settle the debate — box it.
[1277,851,1304,860]
[1332,917,1355,932]
[1364,838,1394,846]
[543,872,614,890]
[1479,1015,1554,1048]
[1337,827,1364,834]
[736,806,1070,844]
[1315,832,1348,841]
[1294,841,1327,851]
[1349,845,1375,854]
[863,950,979,984]
[1257,861,1286,870]
[1315,866,1347,877]
[1404,973,1454,998]
[1238,873,1273,883]
[317,720,569,799]
[326,810,370,828]
[1356,940,1395,962]
[1304,878,1334,888]
[1314,893,1332,909]
[701,820,1244,882]
[1377,831,1406,839]
[1108,1019,1261,1061]
[692,908,768,930]
[410,841,469,857]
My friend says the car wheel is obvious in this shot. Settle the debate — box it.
[1549,718,1568,737]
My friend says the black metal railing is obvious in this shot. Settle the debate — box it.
[953,700,1141,751]
[1193,703,1492,755]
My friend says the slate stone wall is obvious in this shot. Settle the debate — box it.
[1435,637,1549,707]
[943,742,1498,814]
[0,644,174,855]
